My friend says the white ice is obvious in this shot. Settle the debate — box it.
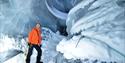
[57,0,125,62]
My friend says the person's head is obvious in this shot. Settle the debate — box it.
[36,23,41,28]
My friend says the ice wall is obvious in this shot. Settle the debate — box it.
[0,0,70,36]
[57,0,125,62]
[0,0,33,35]
[45,0,82,20]
[67,0,125,56]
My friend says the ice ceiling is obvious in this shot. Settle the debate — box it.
[0,0,124,35]
[0,0,81,36]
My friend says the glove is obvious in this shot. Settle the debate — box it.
[28,43,30,46]
[40,45,42,47]
[28,43,32,47]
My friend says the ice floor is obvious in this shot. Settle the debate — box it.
[1,27,124,63]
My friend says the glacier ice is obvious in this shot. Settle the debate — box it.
[0,0,67,36]
[45,0,82,20]
[0,34,27,63]
[0,0,125,63]
[57,0,125,62]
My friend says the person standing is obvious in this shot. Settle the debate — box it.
[26,23,42,63]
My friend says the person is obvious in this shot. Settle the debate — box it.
[26,23,43,63]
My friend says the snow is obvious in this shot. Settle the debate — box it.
[0,34,28,63]
[0,34,27,53]
[57,36,110,59]
[41,27,65,63]
[57,0,125,62]
[3,53,25,63]
[0,0,125,63]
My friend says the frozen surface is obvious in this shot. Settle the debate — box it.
[0,0,125,63]
[57,0,125,62]
[0,34,28,63]
[0,0,68,35]
[37,27,64,63]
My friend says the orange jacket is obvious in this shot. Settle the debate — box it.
[28,27,42,45]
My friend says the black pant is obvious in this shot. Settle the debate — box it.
[26,44,42,63]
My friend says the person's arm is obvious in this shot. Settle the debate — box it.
[38,30,42,46]
[28,29,33,46]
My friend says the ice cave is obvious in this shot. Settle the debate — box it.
[0,0,125,63]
